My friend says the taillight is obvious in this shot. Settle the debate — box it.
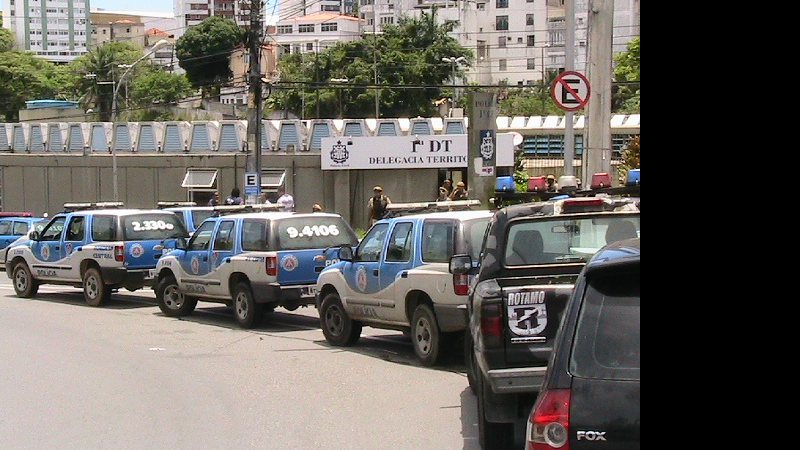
[114,245,124,262]
[453,274,469,296]
[480,303,503,348]
[527,389,571,450]
[266,256,277,276]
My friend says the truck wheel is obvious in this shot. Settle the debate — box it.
[465,330,478,395]
[156,276,197,317]
[83,267,110,307]
[232,282,262,329]
[477,375,514,450]
[12,262,39,298]
[411,304,442,366]
[320,292,361,346]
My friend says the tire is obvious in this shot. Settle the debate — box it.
[12,262,39,298]
[477,374,514,450]
[83,267,110,307]
[411,304,442,367]
[320,292,361,346]
[232,282,262,329]
[156,276,197,317]
[465,330,478,395]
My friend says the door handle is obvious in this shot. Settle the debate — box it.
[401,271,408,278]
[202,256,208,261]
[54,246,60,250]
[372,269,379,276]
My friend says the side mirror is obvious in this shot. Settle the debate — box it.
[29,231,40,241]
[449,254,472,275]
[174,237,187,250]
[338,244,354,262]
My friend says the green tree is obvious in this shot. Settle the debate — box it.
[613,37,639,113]
[499,70,562,116]
[617,136,640,185]
[0,27,14,52]
[176,16,245,92]
[129,70,194,109]
[0,52,61,120]
[270,12,472,118]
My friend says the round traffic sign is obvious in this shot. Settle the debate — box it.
[551,71,591,112]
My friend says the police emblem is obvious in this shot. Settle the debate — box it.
[40,244,50,260]
[65,243,73,255]
[191,256,200,275]
[130,243,144,258]
[356,265,368,292]
[480,130,494,160]
[330,140,349,164]
[281,255,299,272]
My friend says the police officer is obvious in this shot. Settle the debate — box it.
[368,186,391,225]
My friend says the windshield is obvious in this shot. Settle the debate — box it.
[504,215,640,266]
[192,210,215,230]
[123,214,189,240]
[275,216,359,250]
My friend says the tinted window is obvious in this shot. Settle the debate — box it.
[213,221,235,251]
[91,216,117,241]
[242,220,269,251]
[39,216,66,241]
[66,216,86,241]
[463,217,490,261]
[33,220,47,233]
[421,220,454,263]
[275,216,359,251]
[357,223,389,262]
[570,268,640,381]
[386,222,413,262]
[123,213,188,240]
[192,210,215,230]
[13,221,30,236]
[188,221,216,251]
[504,215,640,266]
[0,220,11,235]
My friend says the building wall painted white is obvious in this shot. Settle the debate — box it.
[2,0,91,63]
[273,13,362,56]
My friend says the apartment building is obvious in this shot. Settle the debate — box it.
[1,0,90,63]
[273,12,361,56]
[174,0,253,37]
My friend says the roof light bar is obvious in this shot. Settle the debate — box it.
[157,201,198,208]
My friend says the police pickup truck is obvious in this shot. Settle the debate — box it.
[316,202,493,366]
[5,203,189,306]
[158,202,216,236]
[153,211,359,328]
[449,195,640,449]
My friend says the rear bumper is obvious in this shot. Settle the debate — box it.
[101,267,156,290]
[252,282,317,306]
[433,303,469,332]
[485,366,547,394]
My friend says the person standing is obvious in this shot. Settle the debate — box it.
[276,187,295,212]
[225,188,243,205]
[436,187,449,202]
[441,179,453,196]
[449,181,468,200]
[208,191,221,206]
[545,175,559,193]
[368,186,391,225]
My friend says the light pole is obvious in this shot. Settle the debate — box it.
[109,39,169,202]
[330,78,349,119]
[442,56,466,109]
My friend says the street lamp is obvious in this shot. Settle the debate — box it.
[330,78,349,119]
[442,56,466,109]
[109,39,170,202]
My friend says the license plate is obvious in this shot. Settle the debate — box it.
[301,286,317,297]
[147,269,156,279]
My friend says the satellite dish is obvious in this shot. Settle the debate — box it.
[509,131,523,146]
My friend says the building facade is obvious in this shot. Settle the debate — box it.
[173,0,252,37]
[273,12,362,56]
[2,0,91,63]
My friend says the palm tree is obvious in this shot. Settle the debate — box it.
[72,43,144,121]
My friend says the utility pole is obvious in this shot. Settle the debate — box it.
[315,39,320,118]
[584,0,614,185]
[246,0,264,203]
[563,0,575,177]
[372,13,379,119]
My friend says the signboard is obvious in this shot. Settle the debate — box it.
[321,135,468,170]
[479,129,496,177]
[244,172,260,196]
[551,70,591,112]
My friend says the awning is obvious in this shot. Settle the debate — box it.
[181,169,218,188]
[261,169,286,188]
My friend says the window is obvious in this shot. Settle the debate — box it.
[0,220,11,235]
[321,4,340,11]
[498,36,506,48]
[499,59,507,71]
[276,217,359,251]
[188,221,215,251]
[277,25,292,34]
[298,24,315,33]
[357,223,389,262]
[66,216,85,242]
[242,220,269,251]
[213,221,235,251]
[477,2,485,10]
[495,16,508,31]
[386,222,413,262]
[321,23,338,32]
[496,0,508,7]
[380,16,394,24]
[421,221,454,263]
[123,214,187,240]
[527,14,534,25]
[39,216,66,241]
[477,40,487,59]
[181,169,218,188]
[191,211,215,231]
[527,58,536,70]
[15,221,36,236]
[517,37,523,44]
[306,42,314,51]
[527,35,535,46]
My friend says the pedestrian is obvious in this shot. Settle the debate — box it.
[208,191,221,206]
[276,187,295,212]
[449,181,468,200]
[441,179,453,196]
[545,175,559,193]
[312,203,323,213]
[368,186,391,225]
[436,187,449,202]
[225,188,243,205]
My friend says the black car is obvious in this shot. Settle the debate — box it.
[526,238,640,450]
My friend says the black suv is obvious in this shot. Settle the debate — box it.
[449,196,640,449]
[526,238,640,450]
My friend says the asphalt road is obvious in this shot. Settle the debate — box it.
[0,278,480,449]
